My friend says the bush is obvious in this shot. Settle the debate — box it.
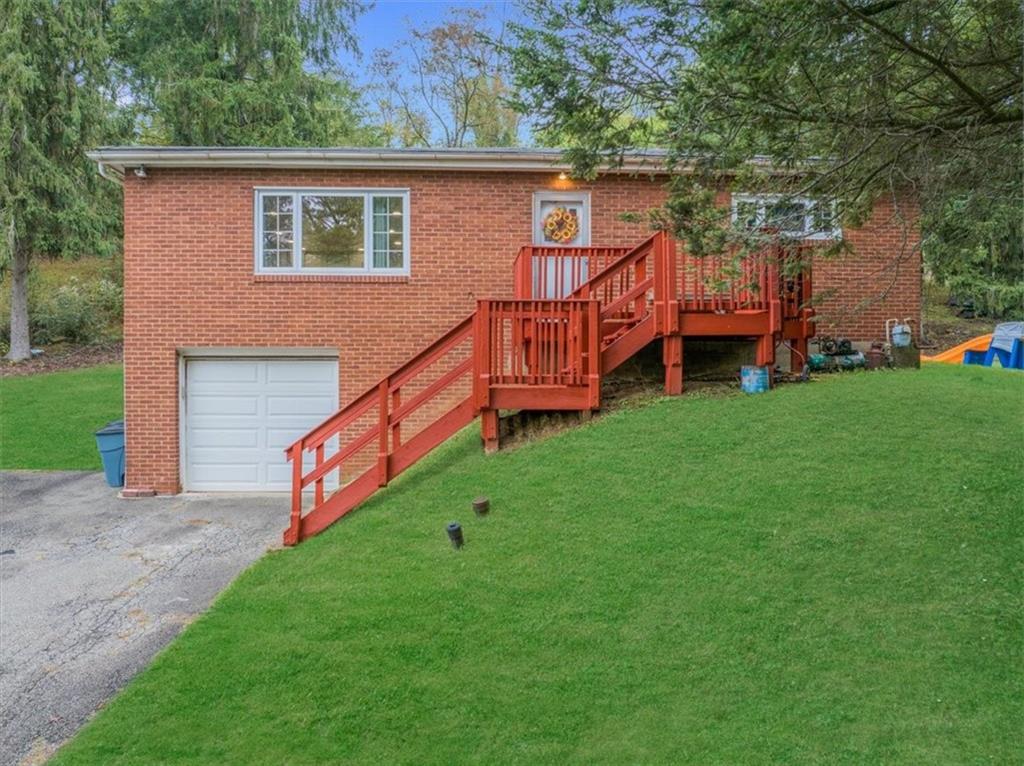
[31,277,122,344]
[945,274,1024,319]
[0,256,123,347]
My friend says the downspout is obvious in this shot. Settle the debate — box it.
[95,161,124,184]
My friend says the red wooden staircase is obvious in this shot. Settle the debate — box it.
[283,232,815,545]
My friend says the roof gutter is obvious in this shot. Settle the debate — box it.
[94,160,124,185]
[85,147,672,180]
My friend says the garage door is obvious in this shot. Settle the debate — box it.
[184,358,338,491]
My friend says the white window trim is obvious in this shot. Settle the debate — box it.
[731,193,842,241]
[533,191,592,246]
[254,187,411,276]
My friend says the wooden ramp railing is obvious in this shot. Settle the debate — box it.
[284,231,814,545]
[284,316,476,545]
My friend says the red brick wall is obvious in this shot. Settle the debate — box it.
[813,193,922,342]
[122,168,920,492]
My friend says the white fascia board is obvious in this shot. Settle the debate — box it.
[85,147,671,179]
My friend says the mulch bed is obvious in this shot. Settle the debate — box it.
[0,343,123,378]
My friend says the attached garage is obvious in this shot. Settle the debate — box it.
[182,355,338,491]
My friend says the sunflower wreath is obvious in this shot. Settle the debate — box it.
[543,207,580,244]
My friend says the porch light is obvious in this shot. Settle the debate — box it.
[558,172,568,180]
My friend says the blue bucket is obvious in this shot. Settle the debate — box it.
[740,365,770,394]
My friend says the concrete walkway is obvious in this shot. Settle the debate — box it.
[0,471,283,765]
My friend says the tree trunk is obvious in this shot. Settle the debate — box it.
[6,241,31,362]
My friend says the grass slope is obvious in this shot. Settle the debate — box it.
[54,366,1022,765]
[0,364,123,469]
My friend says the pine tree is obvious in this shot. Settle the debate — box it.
[112,0,377,146]
[1,0,122,361]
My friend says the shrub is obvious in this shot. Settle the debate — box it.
[946,274,1024,319]
[31,277,122,344]
[0,257,123,347]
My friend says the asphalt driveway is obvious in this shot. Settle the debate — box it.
[0,471,283,765]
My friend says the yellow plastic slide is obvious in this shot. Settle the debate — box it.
[921,334,992,364]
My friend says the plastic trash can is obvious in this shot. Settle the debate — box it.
[95,419,126,488]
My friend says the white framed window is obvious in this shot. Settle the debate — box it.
[255,188,411,275]
[731,194,841,240]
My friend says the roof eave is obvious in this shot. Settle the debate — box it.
[85,148,672,182]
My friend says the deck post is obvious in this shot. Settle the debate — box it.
[481,409,499,454]
[587,300,601,409]
[790,337,809,372]
[314,444,325,507]
[377,380,390,487]
[284,444,303,546]
[663,335,683,395]
[756,334,776,371]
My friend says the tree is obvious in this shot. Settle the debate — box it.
[1,0,124,361]
[506,0,1022,302]
[112,0,378,146]
[371,8,521,148]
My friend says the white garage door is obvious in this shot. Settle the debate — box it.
[184,358,338,491]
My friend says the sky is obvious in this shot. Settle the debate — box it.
[336,1,524,142]
[337,1,513,83]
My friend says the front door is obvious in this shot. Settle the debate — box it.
[533,192,591,297]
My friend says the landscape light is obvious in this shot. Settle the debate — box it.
[446,522,464,549]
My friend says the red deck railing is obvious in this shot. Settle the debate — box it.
[513,245,630,299]
[474,299,601,412]
[679,249,778,312]
[284,315,476,544]
[284,231,815,545]
[516,235,789,317]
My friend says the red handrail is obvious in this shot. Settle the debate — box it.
[570,233,661,332]
[679,247,781,313]
[513,245,630,299]
[284,314,475,544]
[474,298,601,412]
[284,230,814,545]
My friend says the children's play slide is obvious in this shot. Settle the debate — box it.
[921,334,992,364]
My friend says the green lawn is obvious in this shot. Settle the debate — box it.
[53,365,1022,765]
[0,364,123,469]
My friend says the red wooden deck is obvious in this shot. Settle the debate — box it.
[283,232,816,545]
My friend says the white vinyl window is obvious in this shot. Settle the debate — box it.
[732,194,841,240]
[255,189,410,275]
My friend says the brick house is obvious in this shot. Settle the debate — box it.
[89,147,920,505]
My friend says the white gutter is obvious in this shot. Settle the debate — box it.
[85,147,673,179]
[94,160,124,185]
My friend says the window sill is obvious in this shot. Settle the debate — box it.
[253,273,411,284]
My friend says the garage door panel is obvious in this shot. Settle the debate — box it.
[267,395,337,416]
[187,463,261,486]
[185,358,337,491]
[266,463,297,487]
[189,427,260,448]
[188,360,261,383]
[188,445,263,461]
[267,361,336,383]
[189,394,260,416]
